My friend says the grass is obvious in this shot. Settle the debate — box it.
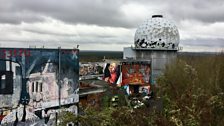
[59,53,224,126]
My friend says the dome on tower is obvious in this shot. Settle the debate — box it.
[134,15,179,50]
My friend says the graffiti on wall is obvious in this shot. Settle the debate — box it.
[0,48,79,125]
[121,61,151,95]
[80,63,104,76]
[103,63,121,85]
[135,39,176,49]
[121,62,151,85]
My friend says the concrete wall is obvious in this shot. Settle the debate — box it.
[123,47,177,84]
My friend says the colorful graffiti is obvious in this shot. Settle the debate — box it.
[103,62,121,85]
[0,48,79,125]
[120,61,151,95]
[80,62,104,76]
[121,62,151,85]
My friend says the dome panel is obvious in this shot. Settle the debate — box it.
[134,15,180,50]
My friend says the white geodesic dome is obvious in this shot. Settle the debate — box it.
[134,15,179,50]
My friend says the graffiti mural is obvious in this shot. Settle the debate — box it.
[103,62,121,85]
[121,60,151,95]
[80,62,104,76]
[0,48,79,125]
[122,62,151,85]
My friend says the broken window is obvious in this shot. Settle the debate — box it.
[40,82,42,92]
[32,82,35,92]
[36,82,38,92]
[0,71,13,94]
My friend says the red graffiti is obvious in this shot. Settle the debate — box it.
[0,49,31,58]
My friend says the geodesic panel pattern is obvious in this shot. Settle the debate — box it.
[134,16,179,50]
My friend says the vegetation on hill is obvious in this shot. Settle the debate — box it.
[157,53,224,126]
[59,53,224,126]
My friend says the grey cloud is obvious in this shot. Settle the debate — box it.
[0,12,45,24]
[0,39,132,49]
[24,29,75,37]
[181,38,224,47]
[23,28,122,38]
[165,0,224,23]
[1,0,224,27]
[75,40,132,45]
[0,0,224,52]
[0,0,134,27]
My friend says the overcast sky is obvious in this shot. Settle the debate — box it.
[0,0,224,52]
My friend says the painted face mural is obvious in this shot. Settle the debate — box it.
[103,62,120,85]
[0,48,79,125]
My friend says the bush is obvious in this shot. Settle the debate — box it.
[59,53,224,126]
[157,54,224,126]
